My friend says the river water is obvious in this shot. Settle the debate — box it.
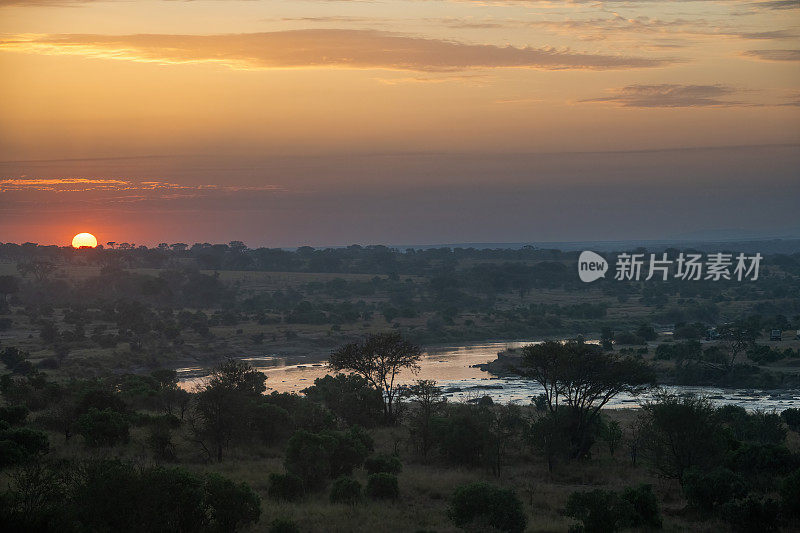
[177,340,800,411]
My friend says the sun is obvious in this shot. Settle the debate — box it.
[72,232,98,249]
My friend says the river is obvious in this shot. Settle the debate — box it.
[176,340,800,411]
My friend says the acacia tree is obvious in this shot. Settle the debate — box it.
[718,319,759,370]
[520,340,654,459]
[328,332,421,422]
[190,359,267,461]
[404,380,446,460]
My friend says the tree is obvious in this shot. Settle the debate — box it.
[301,373,383,427]
[191,359,267,461]
[564,485,662,533]
[76,408,130,447]
[404,379,446,460]
[448,482,526,533]
[638,393,728,483]
[328,332,421,421]
[520,340,654,458]
[718,319,760,370]
[0,275,19,304]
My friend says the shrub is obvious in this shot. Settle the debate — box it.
[564,485,662,533]
[0,427,49,467]
[329,476,361,504]
[325,426,373,478]
[284,430,336,490]
[781,468,800,516]
[269,518,301,533]
[0,404,28,426]
[564,489,618,533]
[683,468,748,513]
[718,495,780,533]
[431,406,491,466]
[448,482,526,533]
[204,473,261,533]
[301,374,384,427]
[365,473,399,500]
[781,408,800,432]
[268,473,304,501]
[725,443,799,476]
[617,485,662,529]
[364,454,402,475]
[77,408,130,447]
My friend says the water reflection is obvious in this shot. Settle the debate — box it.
[177,340,800,411]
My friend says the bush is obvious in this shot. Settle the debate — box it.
[0,427,49,467]
[683,468,748,513]
[329,476,361,504]
[781,408,800,432]
[364,454,402,475]
[269,518,301,533]
[617,485,662,529]
[268,472,304,501]
[302,374,384,427]
[0,405,28,426]
[718,495,780,533]
[781,468,800,516]
[448,482,526,533]
[365,473,399,500]
[564,485,662,533]
[431,406,491,466]
[4,459,260,532]
[725,443,799,476]
[204,473,261,533]
[564,489,618,533]
[284,430,336,490]
[77,408,130,447]
[325,426,373,478]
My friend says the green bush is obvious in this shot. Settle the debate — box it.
[204,473,261,533]
[268,518,301,533]
[683,468,748,513]
[725,443,799,475]
[284,430,336,490]
[325,426,373,478]
[364,454,402,475]
[616,485,662,529]
[4,459,261,532]
[0,404,28,426]
[0,427,49,467]
[365,473,399,500]
[329,476,361,504]
[718,495,779,533]
[302,373,384,427]
[781,408,800,432]
[77,408,130,447]
[268,472,304,501]
[448,482,526,533]
[564,485,662,533]
[564,489,620,533]
[781,468,800,516]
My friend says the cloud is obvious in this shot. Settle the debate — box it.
[0,177,281,196]
[435,15,796,42]
[746,0,800,10]
[742,49,800,61]
[0,30,673,72]
[580,84,753,107]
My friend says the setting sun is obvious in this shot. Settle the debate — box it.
[72,232,98,249]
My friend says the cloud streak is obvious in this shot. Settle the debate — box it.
[742,49,800,61]
[580,84,753,107]
[0,30,674,72]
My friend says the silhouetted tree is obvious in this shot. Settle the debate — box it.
[328,332,421,421]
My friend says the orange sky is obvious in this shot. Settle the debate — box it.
[0,0,798,246]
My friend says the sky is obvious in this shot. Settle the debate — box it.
[0,0,798,247]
